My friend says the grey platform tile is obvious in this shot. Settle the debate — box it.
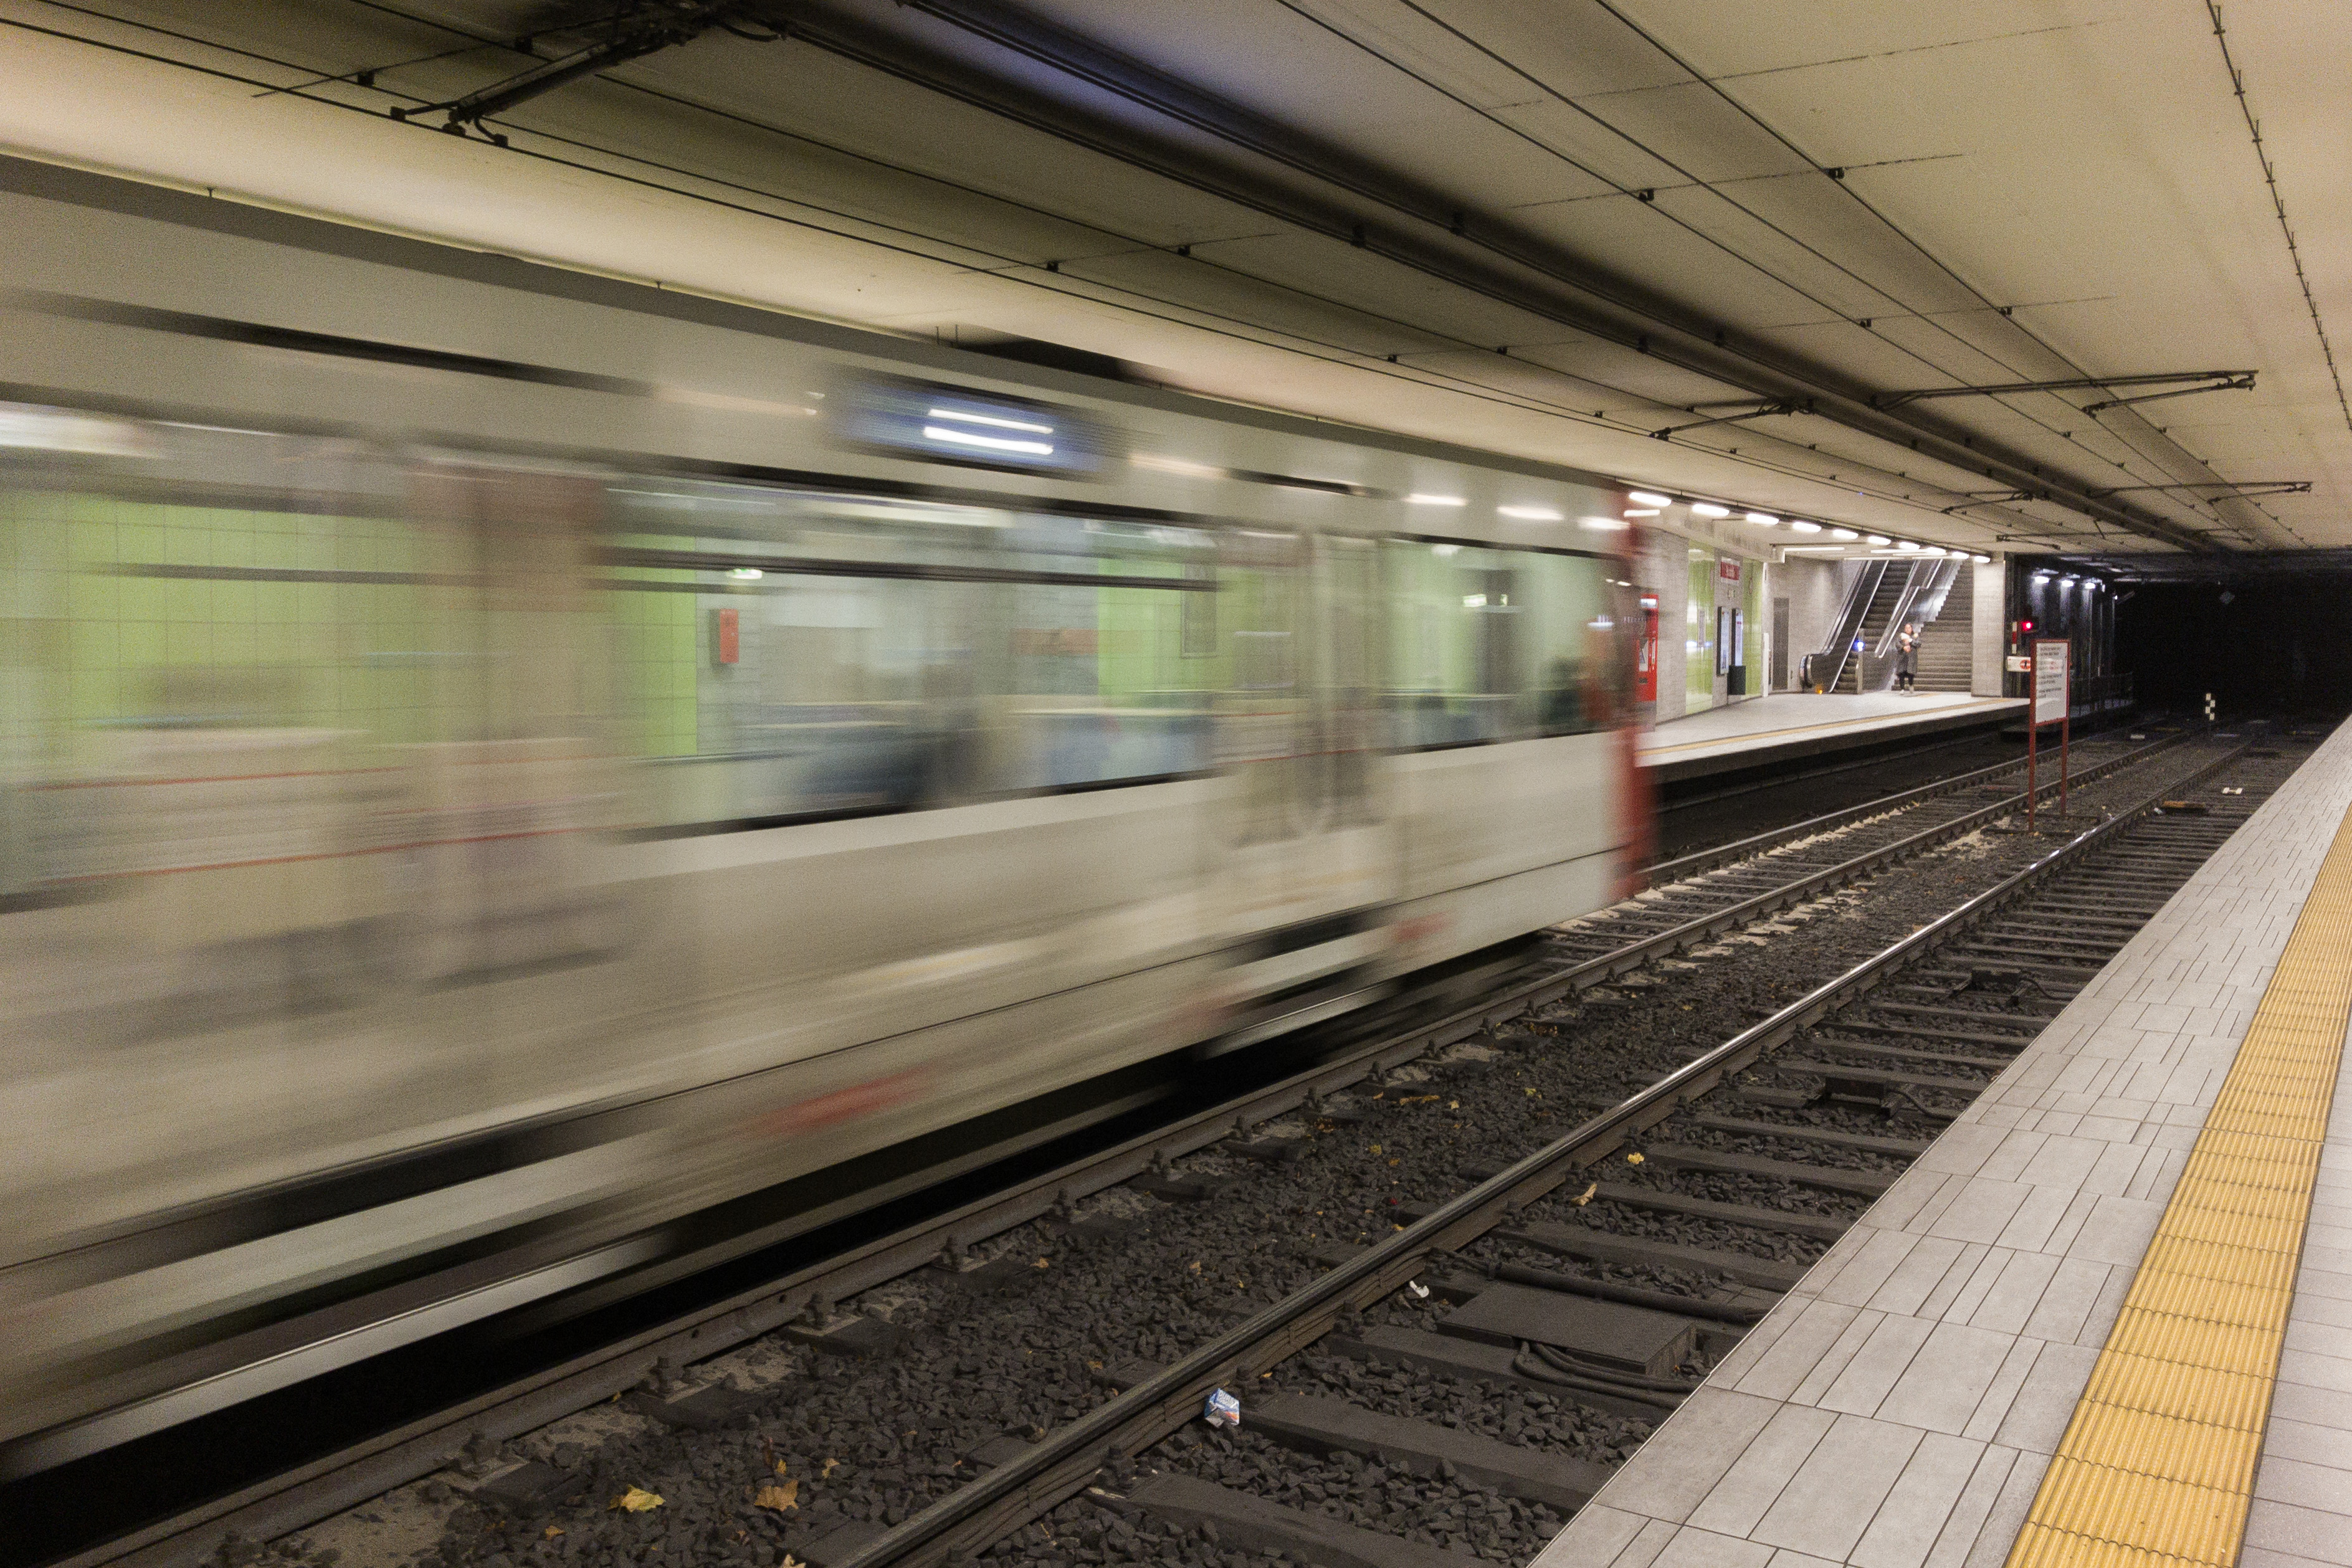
[1960,1338,2043,1443]
[2255,1453,2352,1517]
[2067,1194,2168,1265]
[1988,1185,2077,1255]
[1586,1516,1682,1568]
[1862,1238,1969,1318]
[2305,1220,2352,1256]
[1873,1321,2012,1435]
[1935,1249,2011,1328]
[1609,1517,1683,1568]
[1902,1178,1971,1238]
[2300,1242,2352,1280]
[1868,1171,1956,1233]
[1969,1129,2047,1185]
[1991,1341,2099,1454]
[2277,1347,2352,1396]
[1817,1230,1924,1309]
[2286,1313,2352,1354]
[1915,1123,2010,1177]
[1749,1415,1925,1561]
[1922,1179,2033,1247]
[1763,1553,1843,1568]
[2125,1146,2189,1204]
[1729,1301,1866,1403]
[1819,1314,1938,1417]
[1967,1251,2062,1337]
[2245,1498,2352,1566]
[1709,1304,1801,1387]
[2073,1265,2137,1347]
[1530,1503,1646,1567]
[1788,1311,1892,1407]
[1592,1388,1784,1525]
[2240,1549,2348,1568]
[1793,1227,1875,1298]
[2289,1270,2352,1311]
[2011,1133,2105,1190]
[1649,1528,1778,1568]
[2017,1256,2112,1344]
[1848,1432,1986,1568]
[2072,1113,2141,1143]
[1687,1405,1839,1537]
[1958,1448,2049,1568]
[1917,1445,2022,1568]
[1915,1245,1997,1323]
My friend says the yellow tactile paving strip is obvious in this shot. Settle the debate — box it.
[2005,800,2352,1568]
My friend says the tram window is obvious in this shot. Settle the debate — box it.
[1383,540,1623,748]
[1383,539,1522,746]
[1181,561,1217,656]
[601,483,1221,823]
[1525,551,1626,734]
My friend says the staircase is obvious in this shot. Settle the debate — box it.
[1835,568,1911,692]
[1910,568,1974,691]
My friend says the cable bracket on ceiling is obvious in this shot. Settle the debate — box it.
[1648,398,1805,440]
[1870,371,2254,410]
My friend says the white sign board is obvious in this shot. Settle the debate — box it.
[2004,654,2032,673]
[2032,639,2071,727]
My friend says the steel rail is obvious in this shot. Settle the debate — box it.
[62,734,2209,1568]
[1645,726,2188,884]
[836,740,2254,1568]
[1574,727,2198,981]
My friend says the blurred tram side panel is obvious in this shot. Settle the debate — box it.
[0,165,1643,1467]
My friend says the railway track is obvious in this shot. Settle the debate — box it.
[45,726,2264,1568]
[808,738,2301,1568]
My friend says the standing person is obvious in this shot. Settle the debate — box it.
[1895,622,1920,693]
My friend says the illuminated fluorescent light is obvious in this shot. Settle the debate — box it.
[1830,528,1858,540]
[1628,490,1673,506]
[1690,502,1731,518]
[1131,454,1224,479]
[1432,543,1461,557]
[1624,508,1661,518]
[726,567,764,581]
[1498,505,1564,521]
[1788,520,1822,533]
[1581,515,1630,531]
[1895,540,1921,551]
[1866,535,1892,545]
[926,407,1054,435]
[925,425,1054,455]
[1973,554,1992,563]
[1923,546,1948,556]
[1745,511,1779,525]
[1463,594,1487,608]
[1407,493,1467,506]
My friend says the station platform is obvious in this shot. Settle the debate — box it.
[1639,693,2029,786]
[1538,718,2352,1568]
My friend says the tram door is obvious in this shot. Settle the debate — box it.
[1211,531,1396,1042]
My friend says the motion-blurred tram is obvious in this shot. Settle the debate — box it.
[0,159,1647,1463]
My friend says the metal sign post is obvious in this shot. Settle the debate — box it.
[2032,638,2072,826]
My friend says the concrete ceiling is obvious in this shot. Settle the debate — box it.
[2,0,2346,556]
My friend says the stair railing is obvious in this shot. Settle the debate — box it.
[1809,558,1886,692]
[1873,558,1958,658]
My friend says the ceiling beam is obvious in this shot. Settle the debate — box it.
[788,0,2220,553]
